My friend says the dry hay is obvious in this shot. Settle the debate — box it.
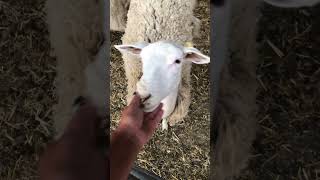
[110,0,210,179]
[239,3,320,180]
[0,0,55,179]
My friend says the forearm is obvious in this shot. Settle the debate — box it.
[110,127,142,180]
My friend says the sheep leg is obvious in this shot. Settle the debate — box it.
[161,118,168,131]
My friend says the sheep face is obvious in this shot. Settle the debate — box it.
[115,41,210,113]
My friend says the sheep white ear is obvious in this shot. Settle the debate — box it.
[183,47,210,64]
[114,42,149,56]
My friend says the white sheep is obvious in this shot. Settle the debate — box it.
[115,41,210,130]
[45,0,107,139]
[115,0,203,128]
[211,0,319,179]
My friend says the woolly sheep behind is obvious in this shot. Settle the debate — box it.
[212,0,320,179]
[110,0,130,32]
[115,41,209,129]
[110,0,320,33]
[45,0,106,139]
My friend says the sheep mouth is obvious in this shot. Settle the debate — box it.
[139,94,151,108]
[141,94,151,104]
[139,94,161,112]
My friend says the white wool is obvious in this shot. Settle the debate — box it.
[84,41,109,117]
[110,0,130,32]
[45,0,105,138]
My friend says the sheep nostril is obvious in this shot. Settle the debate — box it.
[142,94,152,103]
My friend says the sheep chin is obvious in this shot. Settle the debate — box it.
[143,103,160,113]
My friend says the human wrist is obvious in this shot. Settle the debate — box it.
[111,125,143,151]
[110,127,140,180]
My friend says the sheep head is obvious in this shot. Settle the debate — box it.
[115,41,210,112]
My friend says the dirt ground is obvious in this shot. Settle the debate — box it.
[0,0,319,180]
[0,1,56,179]
[240,3,320,180]
[110,0,210,179]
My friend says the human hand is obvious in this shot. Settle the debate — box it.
[39,99,108,180]
[116,93,164,148]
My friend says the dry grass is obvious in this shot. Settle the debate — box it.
[110,0,210,179]
[0,0,319,180]
[239,3,320,180]
[0,0,55,179]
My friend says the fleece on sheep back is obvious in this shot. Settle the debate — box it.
[45,0,106,138]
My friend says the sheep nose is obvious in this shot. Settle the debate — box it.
[140,94,151,108]
[141,94,152,103]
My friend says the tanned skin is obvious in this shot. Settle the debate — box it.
[39,94,163,180]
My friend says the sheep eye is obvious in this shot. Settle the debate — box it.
[175,59,181,64]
